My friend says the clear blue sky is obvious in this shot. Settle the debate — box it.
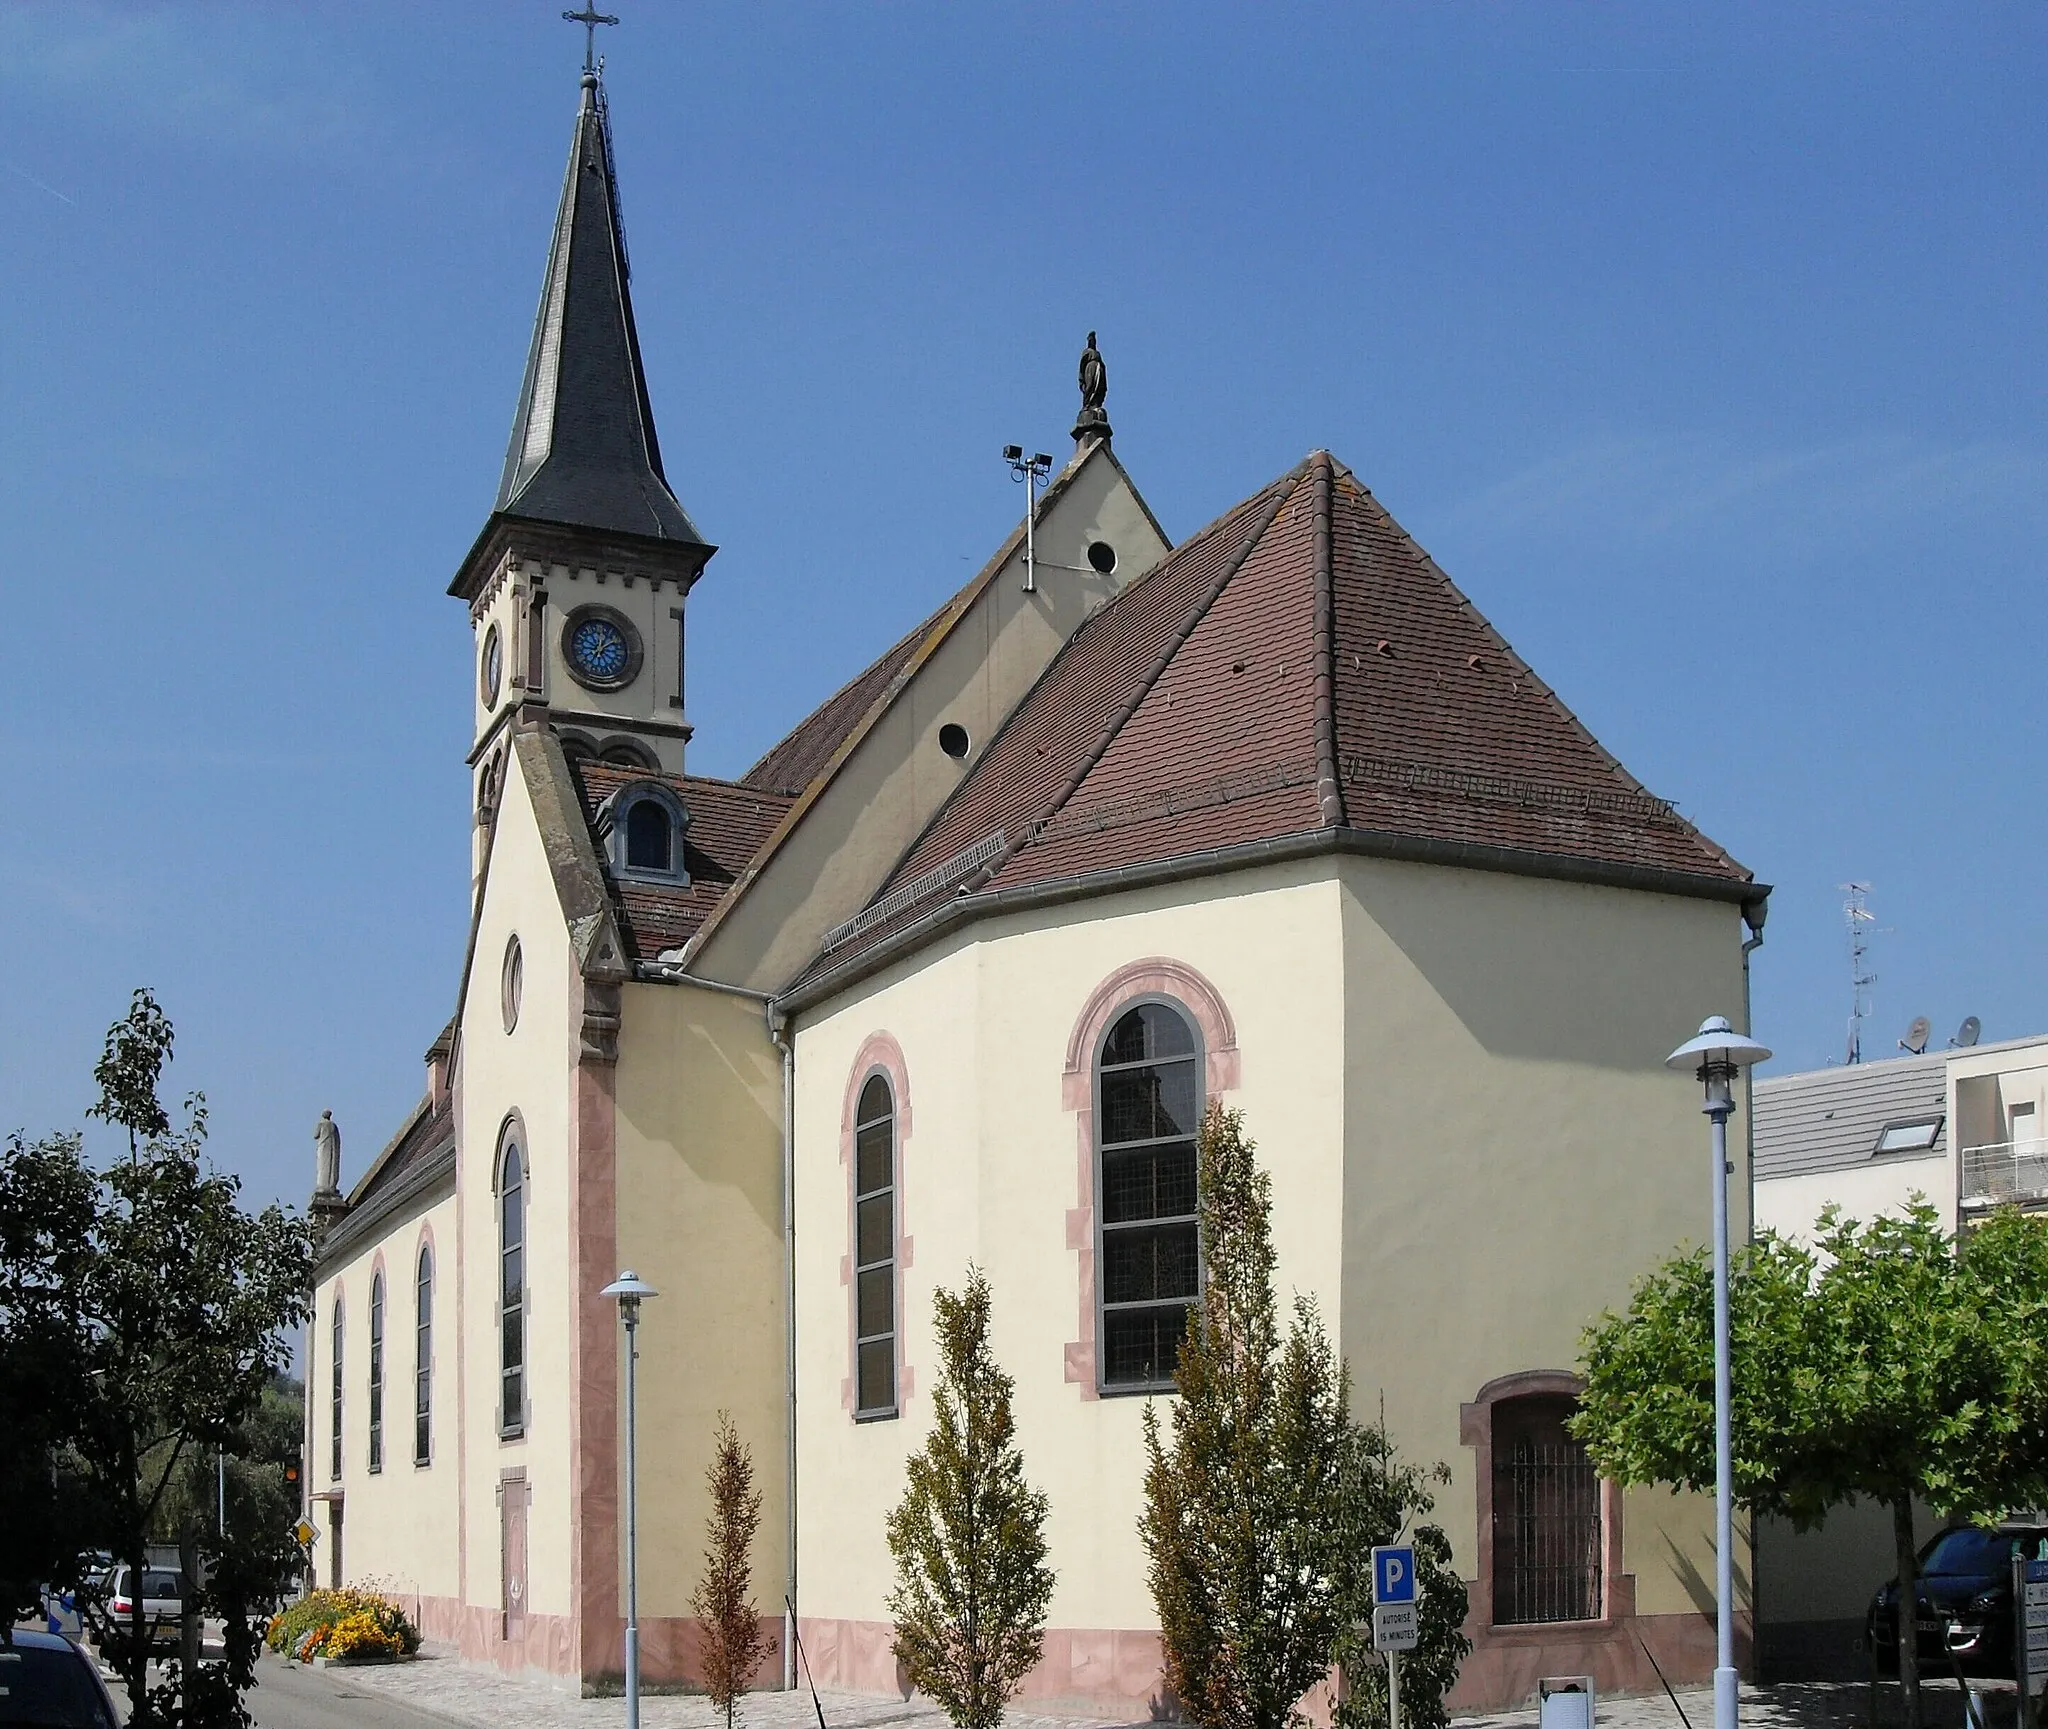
[4,3,2044,1211]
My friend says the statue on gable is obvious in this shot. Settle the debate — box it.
[314,1109,342,1198]
[1073,331,1112,447]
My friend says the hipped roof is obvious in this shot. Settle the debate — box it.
[793,451,1758,996]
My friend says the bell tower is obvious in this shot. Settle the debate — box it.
[451,52,713,860]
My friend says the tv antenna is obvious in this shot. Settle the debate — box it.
[1951,1015,1982,1049]
[1003,445,1053,593]
[1840,882,1887,1064]
[1899,1015,1931,1056]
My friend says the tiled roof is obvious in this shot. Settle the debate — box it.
[1754,1054,1949,1182]
[795,451,1754,992]
[569,762,793,960]
[351,1095,455,1212]
[740,596,952,795]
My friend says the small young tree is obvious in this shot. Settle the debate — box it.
[691,1413,769,1729]
[1328,1422,1469,1729]
[1575,1203,2048,1729]
[886,1266,1055,1729]
[1142,1104,1465,1729]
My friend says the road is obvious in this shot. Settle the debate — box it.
[243,1655,462,1729]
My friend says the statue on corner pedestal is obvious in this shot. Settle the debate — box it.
[313,1110,342,1197]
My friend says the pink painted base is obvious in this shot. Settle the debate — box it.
[398,1596,782,1694]
[1446,1598,1751,1713]
[797,1617,1171,1718]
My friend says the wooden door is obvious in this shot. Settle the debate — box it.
[500,1475,527,1642]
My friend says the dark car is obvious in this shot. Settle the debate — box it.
[0,1628,123,1728]
[1868,1524,2048,1678]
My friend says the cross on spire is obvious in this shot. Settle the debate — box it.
[562,4,619,75]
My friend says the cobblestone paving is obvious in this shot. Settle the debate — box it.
[321,1651,2015,1729]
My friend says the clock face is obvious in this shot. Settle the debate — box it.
[481,625,503,708]
[562,607,641,691]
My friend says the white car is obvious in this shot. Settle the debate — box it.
[98,1566,187,1653]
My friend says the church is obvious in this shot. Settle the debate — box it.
[304,45,1772,1717]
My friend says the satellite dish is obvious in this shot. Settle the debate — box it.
[1956,1015,1982,1049]
[1900,1016,1931,1055]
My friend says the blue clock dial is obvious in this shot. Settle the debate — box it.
[570,618,630,682]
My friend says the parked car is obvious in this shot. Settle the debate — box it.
[1868,1523,2048,1678]
[0,1628,123,1728]
[94,1566,188,1654]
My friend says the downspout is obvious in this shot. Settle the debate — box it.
[767,1003,797,1692]
[1738,894,1768,1666]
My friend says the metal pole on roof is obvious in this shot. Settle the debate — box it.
[1003,446,1054,593]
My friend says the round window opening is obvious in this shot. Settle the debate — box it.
[561,605,644,693]
[1086,540,1118,575]
[938,723,971,759]
[501,935,523,1035]
[481,623,504,708]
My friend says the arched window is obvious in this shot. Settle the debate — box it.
[367,1271,385,1473]
[604,782,689,883]
[601,740,656,770]
[852,1074,897,1418]
[329,1296,344,1481]
[626,798,671,872]
[500,1142,526,1437]
[1096,1001,1202,1390]
[414,1245,433,1466]
[1491,1393,1601,1624]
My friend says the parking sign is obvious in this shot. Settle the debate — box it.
[1373,1545,1416,1605]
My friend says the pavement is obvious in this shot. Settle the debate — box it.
[260,1648,2025,1729]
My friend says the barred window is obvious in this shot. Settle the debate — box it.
[1492,1395,1602,1624]
[1096,1002,1201,1390]
[414,1245,433,1466]
[367,1271,385,1473]
[852,1074,897,1418]
[500,1142,526,1436]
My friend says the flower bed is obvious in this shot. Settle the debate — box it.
[266,1588,420,1664]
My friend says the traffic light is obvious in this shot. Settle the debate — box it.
[280,1461,300,1492]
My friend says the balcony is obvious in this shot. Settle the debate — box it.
[1958,1136,2048,1213]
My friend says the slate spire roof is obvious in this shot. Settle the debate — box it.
[493,70,705,547]
[790,451,1760,997]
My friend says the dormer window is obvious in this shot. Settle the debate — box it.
[599,780,690,885]
[627,798,671,872]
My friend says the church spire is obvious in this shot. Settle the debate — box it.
[493,65,705,548]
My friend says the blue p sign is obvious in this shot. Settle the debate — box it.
[1373,1545,1416,1605]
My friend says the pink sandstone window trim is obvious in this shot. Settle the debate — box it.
[1061,957,1241,1399]
[840,1032,914,1419]
[1458,1369,1628,1632]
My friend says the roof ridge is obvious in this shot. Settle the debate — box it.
[1307,451,1344,829]
[962,465,1309,896]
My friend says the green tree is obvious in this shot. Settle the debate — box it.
[886,1266,1055,1729]
[1328,1427,1469,1729]
[1142,1105,1465,1729]
[691,1412,769,1729]
[0,991,313,1729]
[1575,1203,2048,1729]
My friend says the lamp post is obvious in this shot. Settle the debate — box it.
[601,1271,659,1729]
[1664,1015,1771,1729]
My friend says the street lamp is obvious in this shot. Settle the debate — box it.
[1664,1015,1771,1729]
[601,1271,659,1729]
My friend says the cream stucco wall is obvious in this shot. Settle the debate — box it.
[696,446,1169,992]
[456,756,585,1627]
[612,979,789,1621]
[311,1190,461,1603]
[1331,856,1753,1620]
[790,850,1752,1660]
